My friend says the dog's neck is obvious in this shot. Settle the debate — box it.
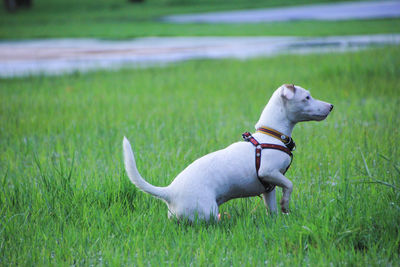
[255,91,295,137]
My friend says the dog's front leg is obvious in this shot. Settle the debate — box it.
[262,189,277,214]
[260,170,293,213]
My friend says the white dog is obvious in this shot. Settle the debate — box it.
[123,84,333,222]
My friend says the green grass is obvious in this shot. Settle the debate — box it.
[1,0,399,39]
[1,47,399,265]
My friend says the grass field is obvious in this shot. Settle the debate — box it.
[1,0,400,39]
[1,47,399,265]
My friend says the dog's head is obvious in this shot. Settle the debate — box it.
[280,84,333,123]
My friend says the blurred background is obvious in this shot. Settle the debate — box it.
[1,0,399,77]
[1,0,399,39]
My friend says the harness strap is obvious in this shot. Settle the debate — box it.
[256,126,296,151]
[260,143,292,157]
[242,131,294,193]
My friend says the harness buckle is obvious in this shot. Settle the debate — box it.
[242,132,252,141]
[286,138,296,151]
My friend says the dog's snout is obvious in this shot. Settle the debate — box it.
[329,104,334,111]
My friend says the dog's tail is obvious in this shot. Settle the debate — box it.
[123,136,170,202]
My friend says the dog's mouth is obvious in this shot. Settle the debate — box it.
[312,114,329,121]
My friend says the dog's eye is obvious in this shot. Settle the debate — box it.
[305,96,310,100]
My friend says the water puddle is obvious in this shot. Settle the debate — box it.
[162,0,400,23]
[0,34,399,78]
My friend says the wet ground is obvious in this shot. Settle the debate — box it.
[1,34,399,77]
[163,0,400,23]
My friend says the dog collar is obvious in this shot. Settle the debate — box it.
[256,126,296,151]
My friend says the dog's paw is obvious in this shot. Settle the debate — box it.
[281,207,290,214]
[280,199,290,214]
[281,209,290,215]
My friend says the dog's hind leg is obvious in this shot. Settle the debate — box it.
[171,201,219,222]
[202,201,219,222]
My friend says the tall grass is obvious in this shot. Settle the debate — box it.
[1,47,399,265]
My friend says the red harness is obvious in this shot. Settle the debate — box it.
[242,129,294,192]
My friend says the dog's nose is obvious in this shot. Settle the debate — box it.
[330,104,334,111]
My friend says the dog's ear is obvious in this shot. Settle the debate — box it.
[281,84,296,100]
